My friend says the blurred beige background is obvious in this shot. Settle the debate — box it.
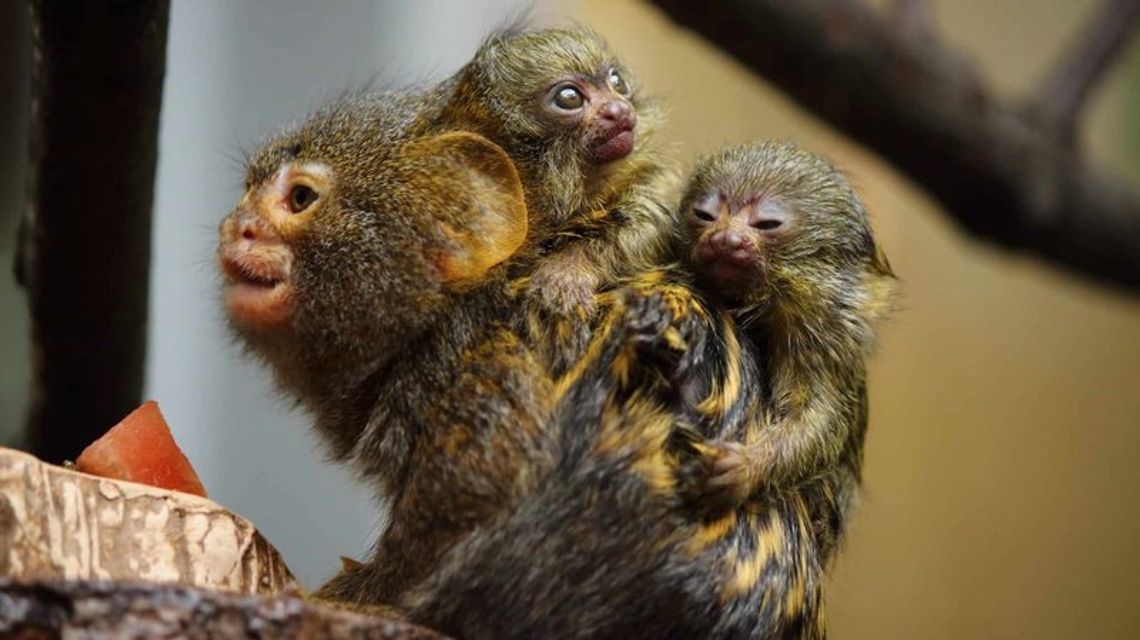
[570,1,1140,638]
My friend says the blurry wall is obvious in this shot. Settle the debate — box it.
[2,1,1137,638]
[569,1,1140,638]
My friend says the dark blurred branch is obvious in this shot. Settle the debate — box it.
[1033,0,1140,140]
[0,580,443,639]
[890,0,932,35]
[650,0,1140,293]
[16,1,169,462]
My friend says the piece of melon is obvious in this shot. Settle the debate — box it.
[75,400,207,498]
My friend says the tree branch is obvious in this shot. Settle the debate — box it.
[0,581,443,639]
[891,0,932,35]
[1034,0,1140,138]
[16,1,169,462]
[649,0,1140,293]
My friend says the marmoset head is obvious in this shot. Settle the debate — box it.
[680,141,895,324]
[217,94,527,398]
[454,27,657,169]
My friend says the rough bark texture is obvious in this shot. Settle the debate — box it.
[649,0,1140,293]
[16,0,170,463]
[0,447,295,595]
[0,580,445,639]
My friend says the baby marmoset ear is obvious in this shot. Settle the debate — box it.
[400,131,529,284]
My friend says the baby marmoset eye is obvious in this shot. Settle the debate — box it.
[551,84,586,111]
[607,68,630,95]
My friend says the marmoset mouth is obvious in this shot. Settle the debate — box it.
[590,128,635,164]
[219,250,292,328]
[704,258,763,295]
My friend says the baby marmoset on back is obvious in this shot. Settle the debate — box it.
[430,27,679,359]
[675,142,898,551]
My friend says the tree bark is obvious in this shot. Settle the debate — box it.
[0,447,444,637]
[16,0,169,462]
[0,580,445,639]
[649,0,1140,293]
[0,447,296,594]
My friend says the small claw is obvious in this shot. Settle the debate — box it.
[710,441,749,475]
[684,440,758,517]
[705,465,749,492]
[620,288,709,380]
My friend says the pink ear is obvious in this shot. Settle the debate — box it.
[402,132,529,283]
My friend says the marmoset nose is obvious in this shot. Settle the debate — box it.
[223,209,281,245]
[599,100,628,120]
[702,228,756,269]
[598,100,635,129]
[710,229,746,251]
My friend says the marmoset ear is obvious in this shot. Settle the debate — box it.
[401,131,529,283]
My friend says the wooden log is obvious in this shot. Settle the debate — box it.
[0,580,445,639]
[0,447,295,594]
